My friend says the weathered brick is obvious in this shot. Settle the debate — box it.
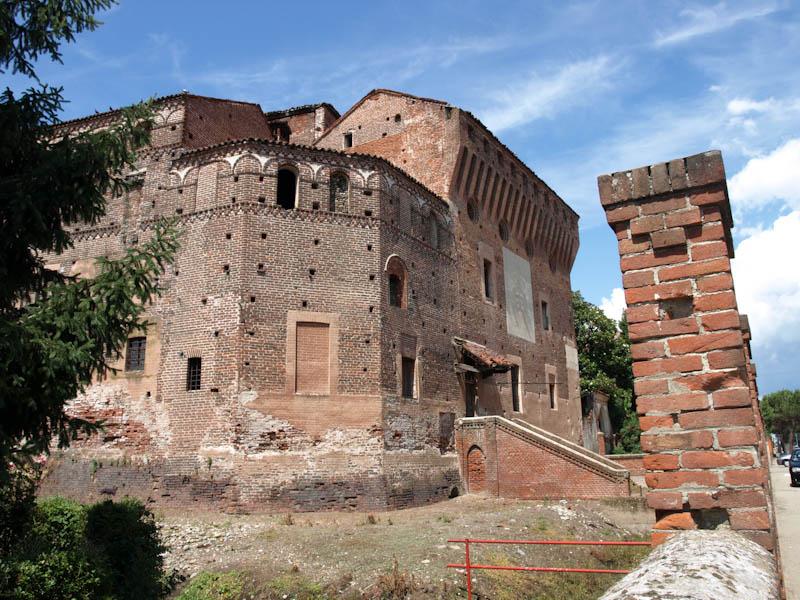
[697,273,733,293]
[643,454,680,470]
[680,450,754,469]
[718,428,758,447]
[627,304,659,324]
[708,349,745,370]
[690,241,727,261]
[633,355,703,377]
[620,247,687,271]
[640,430,713,451]
[729,509,770,531]
[712,387,751,408]
[665,207,702,228]
[650,227,687,249]
[659,257,730,282]
[689,189,727,207]
[631,341,666,360]
[678,408,754,429]
[723,468,766,486]
[636,393,709,414]
[645,470,719,489]
[700,310,740,331]
[639,415,675,431]
[667,330,743,354]
[606,203,639,224]
[693,291,737,312]
[622,269,656,288]
[630,215,664,236]
[634,378,670,397]
[625,280,692,304]
[641,196,688,216]
[647,491,684,510]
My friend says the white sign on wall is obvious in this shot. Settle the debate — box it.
[502,247,536,343]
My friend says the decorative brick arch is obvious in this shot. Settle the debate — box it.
[466,445,487,493]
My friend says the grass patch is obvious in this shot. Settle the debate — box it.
[176,571,245,600]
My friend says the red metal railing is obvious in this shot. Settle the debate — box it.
[447,538,651,600]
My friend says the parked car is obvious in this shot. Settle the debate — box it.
[778,452,792,466]
[790,450,800,486]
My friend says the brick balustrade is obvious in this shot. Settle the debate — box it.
[597,150,776,549]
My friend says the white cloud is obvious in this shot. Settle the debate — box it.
[726,97,776,115]
[600,287,626,323]
[479,56,619,132]
[732,211,800,351]
[654,2,778,47]
[728,138,800,212]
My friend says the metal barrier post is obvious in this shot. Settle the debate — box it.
[465,538,472,600]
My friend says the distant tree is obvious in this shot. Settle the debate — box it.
[572,291,639,453]
[761,390,800,449]
[0,0,178,478]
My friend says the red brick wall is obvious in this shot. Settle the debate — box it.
[316,90,584,442]
[597,150,776,549]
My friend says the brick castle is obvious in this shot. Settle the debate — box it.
[40,89,596,511]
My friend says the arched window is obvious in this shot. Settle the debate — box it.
[385,256,408,308]
[276,167,297,209]
[329,172,348,212]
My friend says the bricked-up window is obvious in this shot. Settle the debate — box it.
[186,357,202,391]
[548,373,557,410]
[125,337,146,371]
[541,301,551,331]
[511,366,520,412]
[401,356,415,398]
[438,412,455,454]
[295,322,330,394]
[330,173,348,212]
[483,258,494,300]
[276,168,297,210]
[343,132,353,148]
[386,256,407,308]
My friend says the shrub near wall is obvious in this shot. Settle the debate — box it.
[0,496,171,600]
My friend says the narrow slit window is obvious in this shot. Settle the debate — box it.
[541,301,551,331]
[511,366,520,412]
[125,337,146,372]
[483,259,494,300]
[548,373,556,410]
[186,357,202,391]
[401,356,415,398]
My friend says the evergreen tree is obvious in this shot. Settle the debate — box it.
[0,0,178,477]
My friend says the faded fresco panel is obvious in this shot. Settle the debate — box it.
[502,247,536,342]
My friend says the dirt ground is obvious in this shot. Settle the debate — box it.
[159,494,653,599]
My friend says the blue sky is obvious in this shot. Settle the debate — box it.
[7,1,799,395]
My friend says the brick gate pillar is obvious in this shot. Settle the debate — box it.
[597,150,775,549]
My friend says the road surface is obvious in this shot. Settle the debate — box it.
[771,459,798,600]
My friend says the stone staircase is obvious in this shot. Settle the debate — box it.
[456,416,632,499]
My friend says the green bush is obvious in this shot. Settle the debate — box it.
[176,572,246,600]
[0,495,171,600]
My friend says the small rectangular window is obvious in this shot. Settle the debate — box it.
[541,301,551,331]
[483,259,494,300]
[401,356,415,398]
[186,357,202,391]
[511,366,520,412]
[125,337,146,372]
[343,132,353,148]
[548,373,556,410]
